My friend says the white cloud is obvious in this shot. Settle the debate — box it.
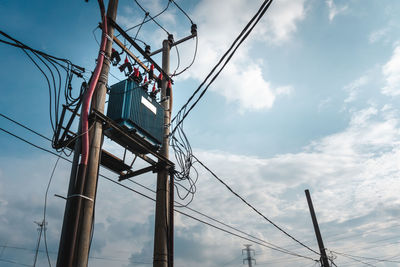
[326,0,348,22]
[369,27,390,44]
[185,104,400,255]
[344,75,369,103]
[177,0,306,111]
[116,0,307,112]
[382,45,400,96]
[259,0,306,43]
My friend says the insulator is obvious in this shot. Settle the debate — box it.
[150,83,157,98]
[149,63,154,79]
[145,45,151,55]
[142,76,149,90]
[157,73,163,89]
[191,24,197,35]
[119,56,132,76]
[166,79,172,97]
[111,48,121,66]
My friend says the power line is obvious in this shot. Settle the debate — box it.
[102,175,317,262]
[192,154,320,256]
[168,0,275,210]
[0,258,31,267]
[332,251,377,267]
[125,179,310,258]
[170,0,194,25]
[133,0,170,35]
[0,244,152,264]
[0,126,317,263]
[1,113,319,260]
[122,0,171,36]
[171,0,274,133]
[0,113,52,142]
[330,250,400,264]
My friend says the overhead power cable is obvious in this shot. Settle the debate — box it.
[122,0,171,36]
[170,0,274,133]
[170,0,194,25]
[2,111,308,259]
[0,258,31,267]
[0,30,86,152]
[0,126,317,262]
[125,179,309,258]
[333,251,377,267]
[134,0,170,35]
[168,0,274,204]
[0,113,52,142]
[330,250,400,264]
[101,176,316,262]
[0,245,151,264]
[192,155,320,256]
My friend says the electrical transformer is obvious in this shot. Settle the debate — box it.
[106,79,164,148]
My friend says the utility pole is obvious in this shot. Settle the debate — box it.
[56,1,118,266]
[153,37,172,267]
[305,189,330,267]
[242,244,256,267]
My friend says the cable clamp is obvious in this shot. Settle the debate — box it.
[104,33,113,42]
[67,194,94,202]
[100,51,111,63]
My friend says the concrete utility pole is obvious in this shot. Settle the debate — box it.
[153,38,171,267]
[305,189,330,267]
[56,1,118,266]
[243,244,256,267]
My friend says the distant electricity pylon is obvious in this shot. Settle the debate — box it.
[33,220,46,267]
[243,244,256,267]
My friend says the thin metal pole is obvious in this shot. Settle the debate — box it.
[305,189,330,267]
[153,39,171,267]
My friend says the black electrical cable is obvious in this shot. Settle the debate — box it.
[0,31,85,72]
[102,176,317,262]
[0,30,85,142]
[171,34,198,77]
[0,126,317,263]
[134,0,170,35]
[170,0,194,25]
[167,0,274,223]
[331,250,400,264]
[121,0,171,36]
[333,251,377,267]
[172,43,180,76]
[0,113,52,142]
[192,154,320,256]
[171,0,273,131]
[0,258,31,267]
[125,178,315,259]
[133,12,148,42]
[0,244,152,264]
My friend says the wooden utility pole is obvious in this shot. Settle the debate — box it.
[305,189,330,267]
[56,1,118,266]
[153,38,171,267]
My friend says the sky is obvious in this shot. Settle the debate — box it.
[1,0,400,266]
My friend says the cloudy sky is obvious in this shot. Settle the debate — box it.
[1,0,400,266]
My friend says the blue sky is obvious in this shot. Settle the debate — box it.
[1,0,400,266]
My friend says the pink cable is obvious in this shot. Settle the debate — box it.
[80,3,107,165]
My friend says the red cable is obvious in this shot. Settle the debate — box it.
[80,1,107,165]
